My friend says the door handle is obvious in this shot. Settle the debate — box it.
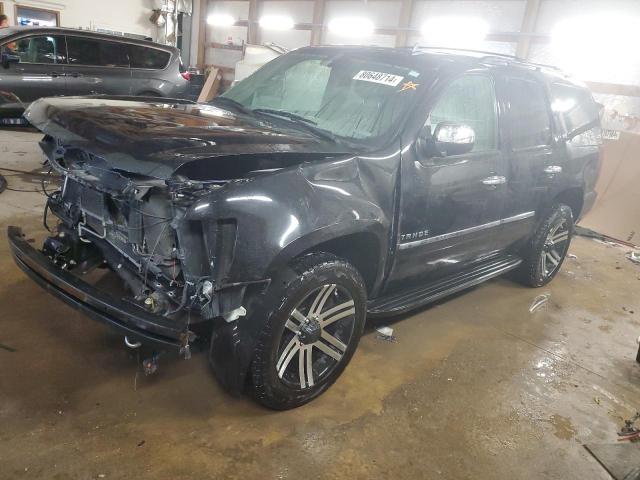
[543,165,562,174]
[482,175,506,186]
[68,72,83,78]
[50,71,66,78]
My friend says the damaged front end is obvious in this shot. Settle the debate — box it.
[9,134,257,357]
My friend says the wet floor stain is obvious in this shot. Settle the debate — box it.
[598,324,613,333]
[549,414,578,440]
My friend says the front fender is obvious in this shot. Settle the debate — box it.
[189,151,400,395]
[186,153,397,286]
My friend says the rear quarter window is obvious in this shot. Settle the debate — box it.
[129,45,170,70]
[550,83,601,143]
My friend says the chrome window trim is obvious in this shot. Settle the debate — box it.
[398,211,535,250]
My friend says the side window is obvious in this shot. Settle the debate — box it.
[10,36,65,64]
[550,83,600,138]
[67,37,99,65]
[98,41,129,67]
[429,75,497,153]
[506,77,552,149]
[128,45,170,70]
[67,37,129,67]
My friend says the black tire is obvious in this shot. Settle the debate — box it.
[250,253,367,410]
[517,203,574,287]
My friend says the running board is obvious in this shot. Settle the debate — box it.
[367,255,522,316]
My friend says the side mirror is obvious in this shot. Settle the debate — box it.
[1,52,20,68]
[416,125,442,159]
[433,122,475,156]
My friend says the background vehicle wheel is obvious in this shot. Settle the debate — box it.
[250,253,367,410]
[517,203,574,287]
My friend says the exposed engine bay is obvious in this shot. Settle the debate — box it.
[39,134,244,327]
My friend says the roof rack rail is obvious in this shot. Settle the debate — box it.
[411,45,562,72]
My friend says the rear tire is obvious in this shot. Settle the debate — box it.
[250,253,367,410]
[517,203,574,287]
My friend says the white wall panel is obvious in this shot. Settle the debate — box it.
[2,0,157,38]
[323,32,397,47]
[260,29,312,49]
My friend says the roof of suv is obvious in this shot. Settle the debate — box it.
[297,44,581,87]
[0,26,177,53]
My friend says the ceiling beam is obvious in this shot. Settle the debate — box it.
[310,0,326,45]
[196,0,208,69]
[515,0,542,59]
[395,0,414,47]
[586,81,640,98]
[247,0,260,45]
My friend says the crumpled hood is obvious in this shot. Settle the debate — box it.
[25,96,350,180]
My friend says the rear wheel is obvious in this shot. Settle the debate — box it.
[518,203,574,287]
[250,253,366,410]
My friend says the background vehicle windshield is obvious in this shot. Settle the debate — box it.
[221,51,425,146]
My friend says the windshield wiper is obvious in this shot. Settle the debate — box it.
[210,96,254,115]
[251,108,338,143]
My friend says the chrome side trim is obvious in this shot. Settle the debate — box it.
[398,211,535,250]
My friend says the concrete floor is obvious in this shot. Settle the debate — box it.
[1,130,639,480]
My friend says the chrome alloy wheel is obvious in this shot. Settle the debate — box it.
[540,217,570,278]
[276,284,356,389]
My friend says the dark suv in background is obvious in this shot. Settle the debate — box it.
[8,46,602,409]
[0,27,190,121]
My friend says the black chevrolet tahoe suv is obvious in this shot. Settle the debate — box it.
[8,46,602,409]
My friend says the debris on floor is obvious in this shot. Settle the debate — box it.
[627,251,640,265]
[529,293,551,313]
[618,412,640,442]
[375,326,396,342]
[567,253,578,260]
[0,342,16,352]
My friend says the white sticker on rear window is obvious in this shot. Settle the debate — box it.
[353,70,404,87]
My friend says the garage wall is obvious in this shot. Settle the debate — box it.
[2,0,157,39]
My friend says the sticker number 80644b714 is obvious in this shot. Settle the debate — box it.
[352,70,404,87]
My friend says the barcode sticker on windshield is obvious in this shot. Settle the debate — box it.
[353,70,404,87]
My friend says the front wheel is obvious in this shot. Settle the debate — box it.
[517,203,574,287]
[250,253,367,410]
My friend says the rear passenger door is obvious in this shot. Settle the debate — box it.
[494,73,560,249]
[64,36,132,96]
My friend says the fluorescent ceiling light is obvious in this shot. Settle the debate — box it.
[328,17,374,37]
[551,14,640,78]
[259,15,294,31]
[421,17,489,47]
[207,14,235,27]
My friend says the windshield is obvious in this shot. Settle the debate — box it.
[220,51,428,146]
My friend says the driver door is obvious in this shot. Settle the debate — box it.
[0,35,67,103]
[388,72,506,289]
